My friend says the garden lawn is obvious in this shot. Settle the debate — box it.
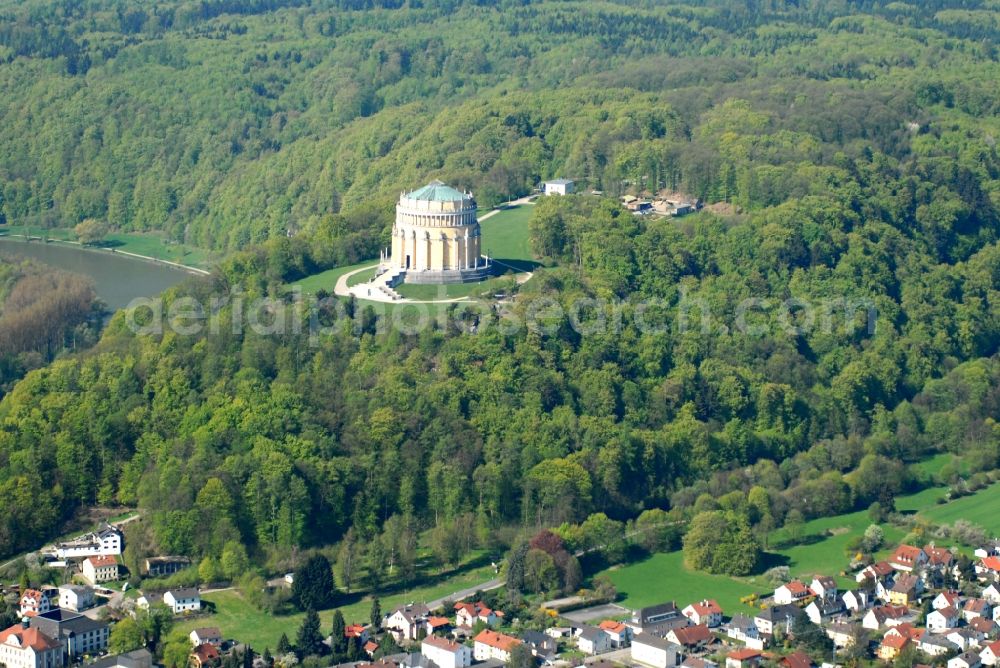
[603,551,762,614]
[175,560,496,649]
[288,260,377,295]
[480,205,534,262]
[395,275,518,300]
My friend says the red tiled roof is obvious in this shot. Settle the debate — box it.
[364,641,379,654]
[423,636,464,652]
[924,545,954,565]
[688,599,723,615]
[982,557,1000,572]
[427,616,451,628]
[781,651,812,668]
[473,630,520,652]
[192,643,220,664]
[0,625,61,652]
[599,620,627,633]
[346,624,367,638]
[783,580,810,595]
[86,555,118,568]
[965,599,988,613]
[881,634,908,650]
[728,648,762,660]
[671,624,712,646]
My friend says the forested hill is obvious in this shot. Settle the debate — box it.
[0,0,999,251]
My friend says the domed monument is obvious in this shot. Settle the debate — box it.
[382,180,490,284]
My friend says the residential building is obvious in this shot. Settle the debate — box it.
[726,649,763,668]
[144,557,191,578]
[919,635,958,657]
[631,602,687,636]
[576,626,611,655]
[52,525,123,560]
[967,599,993,622]
[948,628,984,651]
[928,606,961,632]
[980,640,1000,665]
[774,580,812,605]
[935,592,963,610]
[631,634,681,668]
[682,658,718,668]
[890,545,929,573]
[454,601,499,628]
[977,558,1000,582]
[857,561,895,583]
[163,588,200,614]
[0,621,63,668]
[805,600,845,625]
[385,604,430,643]
[81,556,119,585]
[983,585,1000,606]
[32,609,109,661]
[666,624,712,651]
[19,590,53,618]
[754,605,805,637]
[57,585,94,612]
[345,624,371,644]
[863,605,913,630]
[189,628,222,647]
[878,632,910,661]
[970,617,997,637]
[683,600,723,628]
[810,576,838,602]
[519,631,557,662]
[949,651,982,668]
[544,179,575,196]
[975,542,1000,560]
[89,649,153,668]
[781,651,813,668]
[825,622,857,649]
[888,573,921,606]
[727,615,763,650]
[424,616,451,636]
[190,643,220,668]
[597,620,632,648]
[420,636,471,668]
[472,630,520,663]
[842,589,870,612]
[925,545,956,571]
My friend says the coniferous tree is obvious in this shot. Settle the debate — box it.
[330,609,347,659]
[370,597,382,630]
[292,555,336,612]
[295,610,324,658]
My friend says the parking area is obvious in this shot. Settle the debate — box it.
[561,603,632,623]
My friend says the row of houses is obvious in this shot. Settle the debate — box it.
[0,608,111,668]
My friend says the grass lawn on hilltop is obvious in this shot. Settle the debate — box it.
[395,275,519,301]
[603,551,762,614]
[288,260,377,295]
[480,204,535,264]
[175,559,497,649]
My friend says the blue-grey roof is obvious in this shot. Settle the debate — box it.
[406,180,469,202]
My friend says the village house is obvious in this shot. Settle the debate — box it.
[90,649,153,668]
[57,585,95,613]
[597,620,632,648]
[949,650,983,668]
[345,624,370,644]
[780,651,813,668]
[630,602,687,635]
[726,648,763,668]
[980,639,1000,665]
[919,634,959,657]
[842,589,871,612]
[966,599,993,622]
[878,631,911,661]
[681,658,718,668]
[19,590,53,618]
[81,555,119,585]
[384,604,430,642]
[727,615,763,650]
[969,617,997,638]
[888,573,922,606]
[454,601,499,628]
[890,545,929,573]
[774,580,812,605]
[631,633,682,668]
[977,558,1000,582]
[754,604,804,637]
[935,591,963,610]
[163,588,200,614]
[825,622,857,649]
[975,542,1000,560]
[0,620,64,668]
[190,643,219,668]
[925,545,956,571]
[863,605,913,630]
[666,624,713,651]
[51,524,123,560]
[424,616,451,636]
[519,630,557,662]
[983,585,1000,606]
[804,600,845,626]
[189,628,222,647]
[948,628,984,651]
[32,609,109,661]
[857,561,895,584]
[810,576,838,602]
[420,636,471,668]
[472,630,520,663]
[575,625,612,655]
[544,179,575,196]
[927,606,961,632]
[683,600,724,627]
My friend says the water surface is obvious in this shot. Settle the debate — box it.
[0,238,192,311]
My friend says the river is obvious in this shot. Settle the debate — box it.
[0,237,194,311]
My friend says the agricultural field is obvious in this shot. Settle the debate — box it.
[915,483,1000,536]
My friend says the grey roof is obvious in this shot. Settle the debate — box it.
[33,608,108,636]
[406,180,470,203]
[90,649,152,668]
[756,604,805,622]
[633,633,679,652]
[634,602,679,623]
[58,584,92,594]
[729,614,758,630]
[391,603,430,622]
[921,635,959,650]
[546,179,574,185]
[577,625,608,641]
[167,587,199,599]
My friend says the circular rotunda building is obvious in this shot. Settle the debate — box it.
[385,180,490,284]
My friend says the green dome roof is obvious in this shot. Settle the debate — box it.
[406,179,470,202]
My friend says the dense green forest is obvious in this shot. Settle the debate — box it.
[0,0,998,589]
